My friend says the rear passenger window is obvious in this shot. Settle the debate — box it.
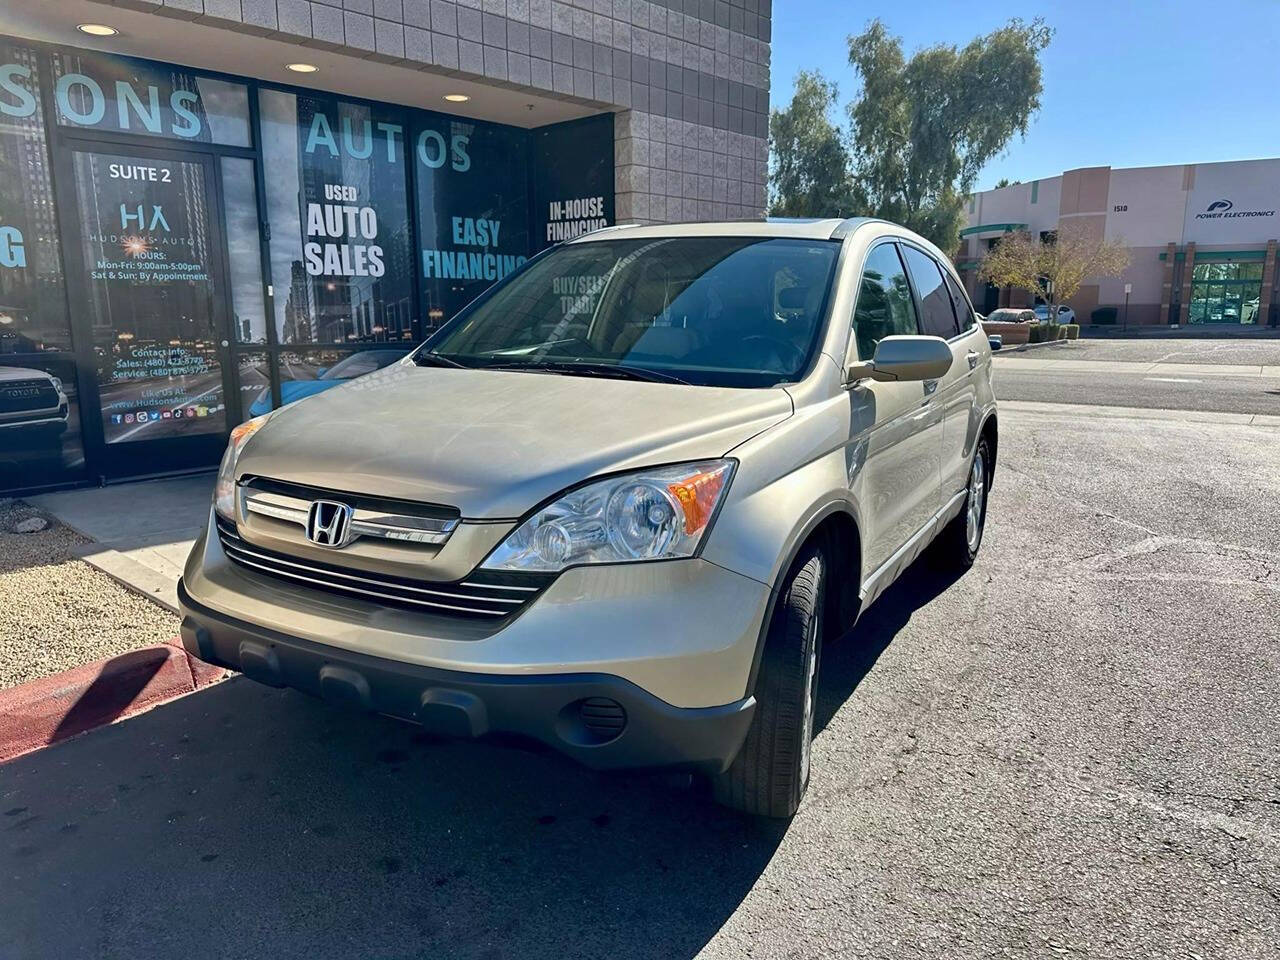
[944,272,977,332]
[852,243,919,361]
[901,245,959,339]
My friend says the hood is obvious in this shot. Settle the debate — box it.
[280,379,340,402]
[248,380,340,418]
[236,361,793,518]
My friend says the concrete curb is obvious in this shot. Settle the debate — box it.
[1080,326,1280,340]
[1002,338,1072,353]
[72,543,182,614]
[0,642,224,763]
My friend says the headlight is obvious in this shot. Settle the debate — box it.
[214,414,272,519]
[481,460,736,573]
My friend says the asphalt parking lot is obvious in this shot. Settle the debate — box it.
[993,336,1280,415]
[3,404,1278,959]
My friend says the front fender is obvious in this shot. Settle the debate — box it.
[701,388,865,591]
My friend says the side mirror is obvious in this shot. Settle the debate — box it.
[846,335,953,384]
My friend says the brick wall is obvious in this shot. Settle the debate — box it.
[108,0,772,222]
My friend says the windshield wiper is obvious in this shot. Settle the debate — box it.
[486,359,690,385]
[413,351,468,368]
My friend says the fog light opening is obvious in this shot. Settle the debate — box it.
[555,697,627,746]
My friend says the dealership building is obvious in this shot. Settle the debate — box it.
[956,157,1280,327]
[0,0,772,494]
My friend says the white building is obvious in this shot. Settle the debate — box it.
[958,158,1279,326]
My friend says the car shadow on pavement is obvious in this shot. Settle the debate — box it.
[814,554,967,736]
[3,672,785,960]
[2,556,967,960]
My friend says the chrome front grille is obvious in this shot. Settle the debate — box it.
[215,516,550,620]
[239,476,459,546]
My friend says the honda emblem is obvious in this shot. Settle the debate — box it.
[306,500,353,548]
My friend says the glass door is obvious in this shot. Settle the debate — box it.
[61,143,239,478]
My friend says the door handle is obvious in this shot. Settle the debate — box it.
[921,379,939,404]
[966,350,979,370]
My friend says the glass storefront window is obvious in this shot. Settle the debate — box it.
[68,149,228,442]
[1189,260,1263,324]
[234,351,270,422]
[0,41,70,353]
[0,354,85,488]
[415,112,529,332]
[220,157,267,343]
[0,40,616,494]
[49,51,250,146]
[259,88,414,347]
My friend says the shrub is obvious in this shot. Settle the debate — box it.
[1028,322,1061,343]
[1091,306,1118,324]
[1061,324,1080,340]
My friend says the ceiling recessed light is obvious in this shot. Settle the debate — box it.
[443,94,471,103]
[77,23,119,37]
[286,62,319,74]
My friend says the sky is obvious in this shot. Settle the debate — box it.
[769,0,1280,191]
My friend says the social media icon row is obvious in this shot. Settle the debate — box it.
[110,405,210,425]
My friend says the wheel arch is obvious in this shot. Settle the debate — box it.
[979,410,998,489]
[744,502,863,695]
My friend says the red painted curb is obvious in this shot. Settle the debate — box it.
[0,641,225,763]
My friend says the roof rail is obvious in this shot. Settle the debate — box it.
[830,216,887,240]
[563,222,642,243]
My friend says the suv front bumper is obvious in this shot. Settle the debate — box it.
[183,509,772,709]
[178,582,756,774]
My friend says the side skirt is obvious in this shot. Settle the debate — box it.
[858,489,966,612]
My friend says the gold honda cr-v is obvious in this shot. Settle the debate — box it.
[179,218,997,817]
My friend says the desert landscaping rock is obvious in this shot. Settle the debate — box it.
[0,500,180,690]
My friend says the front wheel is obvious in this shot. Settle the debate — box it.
[712,545,824,818]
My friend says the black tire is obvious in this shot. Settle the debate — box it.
[933,436,991,570]
[713,544,824,818]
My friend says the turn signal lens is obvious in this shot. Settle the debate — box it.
[668,468,730,535]
[214,414,272,519]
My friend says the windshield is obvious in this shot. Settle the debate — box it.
[421,237,840,388]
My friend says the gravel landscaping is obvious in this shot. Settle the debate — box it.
[0,499,180,690]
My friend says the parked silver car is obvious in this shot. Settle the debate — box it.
[179,218,998,817]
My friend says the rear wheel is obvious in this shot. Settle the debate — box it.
[934,437,990,569]
[712,545,824,818]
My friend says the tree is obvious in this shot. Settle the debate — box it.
[993,178,1021,188]
[846,18,1052,253]
[767,19,1052,252]
[768,71,861,218]
[977,222,1130,324]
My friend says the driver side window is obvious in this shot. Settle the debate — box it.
[852,243,920,361]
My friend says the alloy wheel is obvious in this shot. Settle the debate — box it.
[966,451,986,552]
